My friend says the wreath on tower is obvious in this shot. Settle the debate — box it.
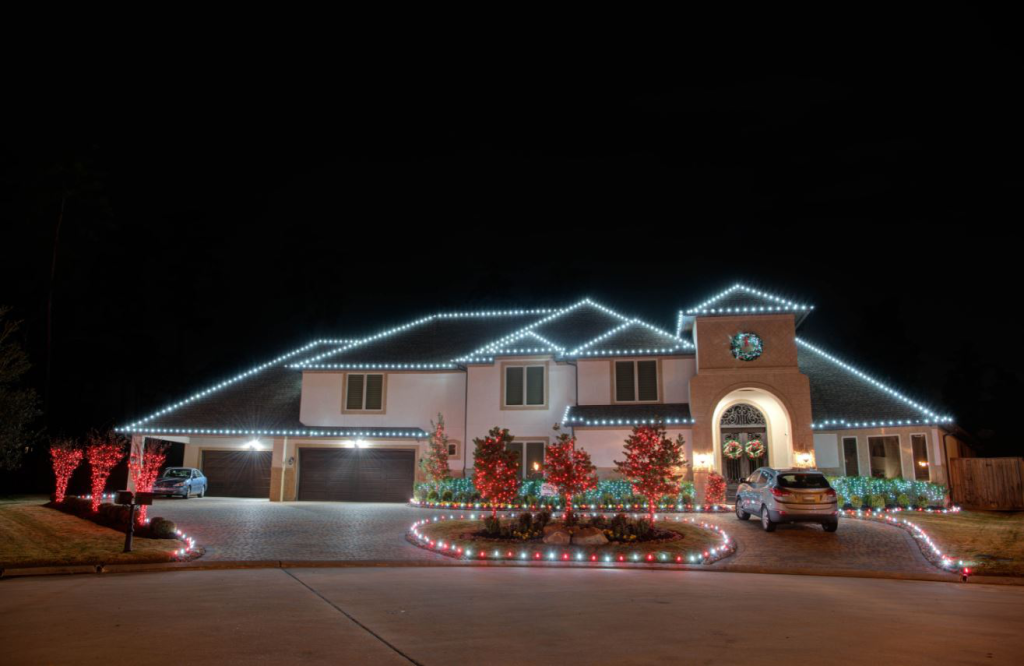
[745,439,766,459]
[723,439,743,459]
[730,332,764,361]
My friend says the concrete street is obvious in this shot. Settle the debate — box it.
[3,567,1021,665]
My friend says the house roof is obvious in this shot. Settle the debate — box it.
[118,296,950,436]
[564,403,694,427]
[677,284,814,335]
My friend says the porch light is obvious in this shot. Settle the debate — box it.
[795,451,814,467]
[245,439,262,451]
[693,453,713,471]
[918,461,929,468]
[355,439,368,448]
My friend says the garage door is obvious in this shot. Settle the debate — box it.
[201,450,272,498]
[298,448,415,502]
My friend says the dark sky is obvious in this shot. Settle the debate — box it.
[2,8,1020,472]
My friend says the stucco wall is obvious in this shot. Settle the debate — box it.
[574,427,694,479]
[811,427,946,484]
[465,356,576,470]
[577,357,695,405]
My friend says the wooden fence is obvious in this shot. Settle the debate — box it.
[949,457,1024,510]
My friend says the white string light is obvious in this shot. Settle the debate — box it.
[684,283,814,316]
[118,427,428,438]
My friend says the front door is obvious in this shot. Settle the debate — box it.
[721,429,769,484]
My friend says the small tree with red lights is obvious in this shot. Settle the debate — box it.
[49,439,83,503]
[472,426,520,518]
[615,425,686,523]
[544,424,597,523]
[706,471,727,506]
[129,441,168,524]
[418,413,451,491]
[85,431,125,511]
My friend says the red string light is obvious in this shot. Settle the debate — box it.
[129,442,168,524]
[614,425,686,522]
[543,428,597,518]
[472,427,521,518]
[85,432,125,512]
[49,440,83,504]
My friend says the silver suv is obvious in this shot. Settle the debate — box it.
[735,467,839,532]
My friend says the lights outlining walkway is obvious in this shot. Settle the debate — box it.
[842,507,970,578]
[409,499,730,514]
[407,513,735,567]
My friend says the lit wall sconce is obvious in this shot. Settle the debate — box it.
[918,461,929,468]
[355,439,368,448]
[245,439,262,451]
[795,451,815,468]
[694,453,713,471]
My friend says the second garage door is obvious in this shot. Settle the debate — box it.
[201,450,272,498]
[298,448,415,502]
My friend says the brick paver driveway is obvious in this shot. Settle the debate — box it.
[151,498,937,575]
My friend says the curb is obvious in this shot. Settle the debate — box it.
[3,558,1022,585]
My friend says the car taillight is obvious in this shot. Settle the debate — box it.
[770,487,792,498]
[824,488,837,496]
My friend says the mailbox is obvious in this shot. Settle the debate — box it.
[115,490,134,505]
[135,492,154,506]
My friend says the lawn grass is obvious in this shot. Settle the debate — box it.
[907,510,1024,576]
[0,498,180,568]
[417,518,725,561]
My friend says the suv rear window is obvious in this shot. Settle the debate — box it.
[776,473,830,489]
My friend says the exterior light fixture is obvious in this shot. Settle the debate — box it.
[245,439,262,451]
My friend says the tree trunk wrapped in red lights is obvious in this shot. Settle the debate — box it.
[49,439,83,503]
[85,431,125,511]
[544,425,597,522]
[614,425,686,523]
[472,426,520,518]
[129,441,168,524]
[418,413,451,491]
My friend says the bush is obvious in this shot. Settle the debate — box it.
[483,515,502,536]
[536,510,552,529]
[896,493,911,509]
[914,494,930,509]
[869,495,885,510]
[426,490,439,502]
[148,517,178,539]
[441,489,454,502]
[836,494,847,508]
[849,495,863,509]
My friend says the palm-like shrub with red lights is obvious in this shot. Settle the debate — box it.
[615,425,686,523]
[49,439,83,503]
[85,431,125,511]
[418,413,451,490]
[544,426,597,521]
[706,471,727,505]
[472,426,520,518]
[129,441,168,524]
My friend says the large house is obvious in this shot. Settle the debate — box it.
[118,284,972,503]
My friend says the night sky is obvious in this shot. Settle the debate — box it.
[2,9,1020,491]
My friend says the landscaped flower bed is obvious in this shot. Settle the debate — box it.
[412,478,731,513]
[828,476,947,510]
[408,512,735,566]
[46,495,201,562]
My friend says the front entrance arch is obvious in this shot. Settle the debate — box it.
[712,387,795,477]
[719,404,768,484]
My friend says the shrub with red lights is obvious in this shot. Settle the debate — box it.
[419,413,451,489]
[472,426,520,518]
[544,425,597,521]
[129,441,168,524]
[49,439,84,504]
[614,425,686,523]
[706,471,726,505]
[85,431,125,511]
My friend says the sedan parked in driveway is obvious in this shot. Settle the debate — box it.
[735,467,839,532]
[152,467,207,499]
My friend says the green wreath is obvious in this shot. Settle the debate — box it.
[730,332,764,361]
[723,439,743,459]
[745,439,766,459]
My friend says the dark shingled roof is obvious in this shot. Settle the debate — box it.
[577,322,690,355]
[529,303,627,351]
[798,341,946,426]
[565,403,693,426]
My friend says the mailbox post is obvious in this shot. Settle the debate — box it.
[115,490,153,553]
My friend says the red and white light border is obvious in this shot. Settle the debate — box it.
[407,513,735,567]
[409,499,730,514]
[842,507,971,577]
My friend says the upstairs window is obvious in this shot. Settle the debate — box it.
[504,364,546,407]
[345,373,385,411]
[614,360,658,402]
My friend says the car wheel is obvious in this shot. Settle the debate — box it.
[181,487,190,499]
[198,486,205,498]
[823,519,838,533]
[736,501,750,521]
[761,506,776,532]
